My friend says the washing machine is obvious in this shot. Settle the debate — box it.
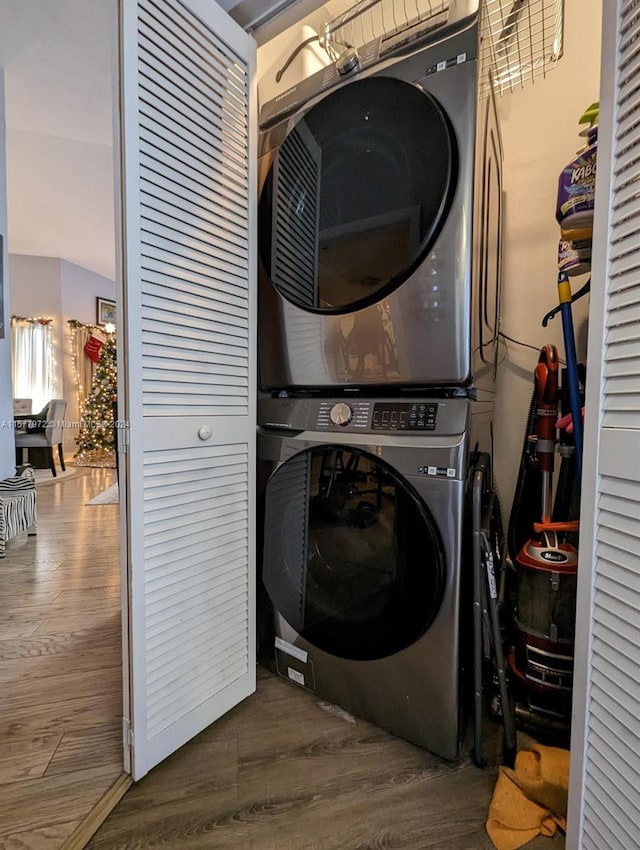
[257,1,502,394]
[258,395,492,759]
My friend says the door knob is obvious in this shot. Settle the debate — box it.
[198,425,212,441]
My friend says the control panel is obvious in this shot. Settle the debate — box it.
[372,402,438,431]
[317,400,371,430]
[314,400,440,432]
[258,397,469,437]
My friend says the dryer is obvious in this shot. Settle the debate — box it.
[257,2,502,394]
[258,395,492,759]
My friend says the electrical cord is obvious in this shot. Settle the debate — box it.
[498,331,567,365]
[499,331,543,355]
[275,34,353,83]
[275,35,320,83]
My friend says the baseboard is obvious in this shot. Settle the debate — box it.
[60,772,133,850]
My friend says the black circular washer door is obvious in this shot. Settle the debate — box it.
[262,445,446,661]
[259,76,456,314]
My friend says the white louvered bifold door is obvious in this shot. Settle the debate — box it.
[567,2,640,847]
[117,0,256,780]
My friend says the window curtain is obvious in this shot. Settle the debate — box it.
[10,318,54,413]
[69,322,98,417]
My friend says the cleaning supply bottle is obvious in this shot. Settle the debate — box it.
[556,103,599,242]
[558,237,592,277]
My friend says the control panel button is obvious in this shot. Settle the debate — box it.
[330,402,353,426]
[372,402,439,431]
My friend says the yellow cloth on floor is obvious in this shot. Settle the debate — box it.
[486,744,570,850]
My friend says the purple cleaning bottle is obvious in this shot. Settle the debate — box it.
[556,104,599,241]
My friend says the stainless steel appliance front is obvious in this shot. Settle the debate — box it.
[258,14,502,394]
[258,397,492,758]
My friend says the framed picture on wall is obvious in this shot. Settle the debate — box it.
[96,297,116,326]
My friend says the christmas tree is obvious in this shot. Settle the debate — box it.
[75,333,117,461]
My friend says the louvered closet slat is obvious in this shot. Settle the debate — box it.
[142,444,250,731]
[143,307,248,343]
[613,158,638,195]
[584,779,636,849]
[147,623,249,701]
[609,243,640,279]
[137,18,247,123]
[142,0,247,94]
[590,678,640,744]
[145,550,247,593]
[142,343,247,371]
[576,0,640,830]
[141,221,248,280]
[138,74,247,165]
[603,355,640,377]
[139,132,247,203]
[143,284,246,322]
[140,165,247,229]
[591,665,640,733]
[610,195,640,230]
[589,735,640,818]
[611,169,640,206]
[147,655,248,736]
[618,49,640,102]
[613,140,640,177]
[142,264,248,305]
[146,601,246,659]
[139,111,246,181]
[121,0,256,778]
[141,248,248,297]
[140,178,247,246]
[614,82,640,126]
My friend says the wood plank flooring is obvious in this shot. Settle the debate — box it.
[89,668,565,850]
[0,467,123,850]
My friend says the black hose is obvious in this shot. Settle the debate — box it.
[507,381,540,565]
[275,36,321,83]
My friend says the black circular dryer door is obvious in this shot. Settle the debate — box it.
[259,76,456,313]
[262,446,446,661]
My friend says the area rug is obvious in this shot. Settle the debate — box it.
[87,483,119,505]
[34,468,77,487]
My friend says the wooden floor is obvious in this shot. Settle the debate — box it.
[89,668,565,850]
[0,466,123,849]
[0,466,565,849]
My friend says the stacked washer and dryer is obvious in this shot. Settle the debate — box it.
[257,0,502,760]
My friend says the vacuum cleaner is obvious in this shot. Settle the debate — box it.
[508,346,579,734]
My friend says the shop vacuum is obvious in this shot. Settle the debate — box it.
[505,104,597,738]
[507,345,580,737]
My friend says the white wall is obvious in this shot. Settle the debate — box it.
[60,258,115,322]
[0,70,15,477]
[494,0,602,511]
[8,253,116,454]
[7,131,116,280]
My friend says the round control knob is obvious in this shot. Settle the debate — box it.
[330,402,353,427]
[335,47,360,76]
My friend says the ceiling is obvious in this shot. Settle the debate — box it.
[0,0,117,279]
[0,0,332,281]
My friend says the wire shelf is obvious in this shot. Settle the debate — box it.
[321,0,564,95]
[324,0,451,56]
[481,0,564,95]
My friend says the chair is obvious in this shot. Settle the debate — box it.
[15,399,67,478]
[13,398,32,416]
